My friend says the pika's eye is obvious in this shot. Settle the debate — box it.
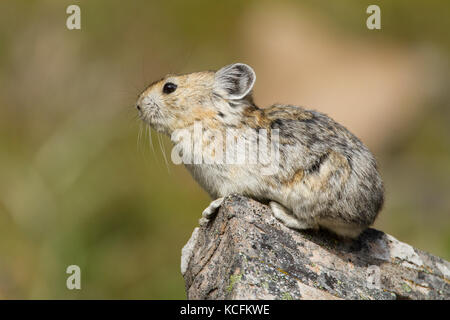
[163,82,177,94]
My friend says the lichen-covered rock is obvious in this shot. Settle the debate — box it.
[181,195,450,300]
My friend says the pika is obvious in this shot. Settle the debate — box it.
[136,63,384,239]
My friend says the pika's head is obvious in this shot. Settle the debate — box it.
[136,63,256,134]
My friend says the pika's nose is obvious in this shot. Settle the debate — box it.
[136,104,141,111]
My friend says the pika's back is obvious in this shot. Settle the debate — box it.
[263,104,384,225]
[265,104,369,160]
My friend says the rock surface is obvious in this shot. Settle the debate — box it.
[181,195,450,300]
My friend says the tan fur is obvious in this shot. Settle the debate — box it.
[284,169,305,188]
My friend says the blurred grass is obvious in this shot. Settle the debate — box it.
[0,0,448,298]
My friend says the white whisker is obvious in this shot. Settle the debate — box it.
[157,131,170,173]
[148,125,160,166]
[137,121,144,153]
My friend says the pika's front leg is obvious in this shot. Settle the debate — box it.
[199,197,225,225]
[270,201,317,231]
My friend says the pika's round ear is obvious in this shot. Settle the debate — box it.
[214,63,256,100]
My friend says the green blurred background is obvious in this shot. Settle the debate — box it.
[0,0,448,299]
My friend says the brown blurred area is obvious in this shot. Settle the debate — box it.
[0,0,448,299]
[244,4,437,151]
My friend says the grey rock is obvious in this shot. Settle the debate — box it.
[182,195,450,300]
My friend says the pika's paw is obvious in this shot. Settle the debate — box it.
[270,201,317,231]
[199,197,225,225]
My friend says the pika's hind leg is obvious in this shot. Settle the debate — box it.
[199,197,225,225]
[270,201,316,230]
[319,219,365,239]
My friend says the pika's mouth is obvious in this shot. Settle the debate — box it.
[137,102,167,133]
